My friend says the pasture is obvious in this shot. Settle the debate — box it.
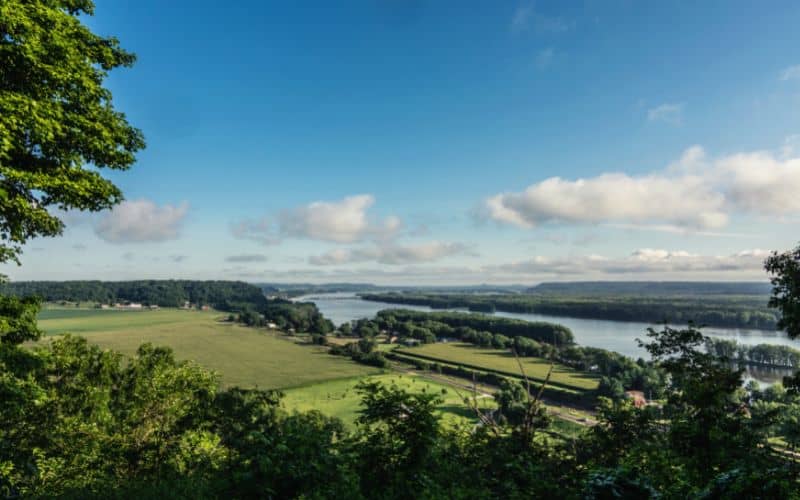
[396,342,599,391]
[37,307,377,389]
[281,373,495,428]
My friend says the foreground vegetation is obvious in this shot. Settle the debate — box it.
[4,318,800,498]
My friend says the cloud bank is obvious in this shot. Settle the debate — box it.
[484,145,800,231]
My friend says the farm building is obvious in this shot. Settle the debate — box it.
[624,390,647,408]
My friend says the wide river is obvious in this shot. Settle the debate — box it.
[296,292,799,384]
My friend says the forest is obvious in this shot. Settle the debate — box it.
[1,280,268,312]
[361,291,779,329]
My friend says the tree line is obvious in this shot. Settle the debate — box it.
[705,337,800,369]
[361,292,779,330]
[1,280,268,312]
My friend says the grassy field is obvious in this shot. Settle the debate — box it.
[37,307,377,389]
[38,306,210,335]
[33,307,587,432]
[282,373,495,428]
[396,342,599,391]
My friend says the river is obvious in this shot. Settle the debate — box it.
[295,292,798,384]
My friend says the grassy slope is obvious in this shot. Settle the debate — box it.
[37,307,377,390]
[397,342,599,391]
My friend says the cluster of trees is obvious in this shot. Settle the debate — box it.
[234,299,334,335]
[1,280,268,312]
[705,338,800,369]
[361,292,779,330]
[374,309,575,345]
[329,338,390,368]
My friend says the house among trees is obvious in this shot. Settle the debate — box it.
[624,390,647,408]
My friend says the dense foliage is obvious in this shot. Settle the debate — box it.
[2,324,799,498]
[0,0,144,265]
[362,292,779,330]
[705,338,800,369]
[1,280,267,311]
[374,309,575,345]
[234,298,335,335]
[766,245,800,340]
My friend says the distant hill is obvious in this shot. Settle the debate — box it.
[526,281,772,297]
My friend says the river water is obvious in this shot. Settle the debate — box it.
[296,292,798,384]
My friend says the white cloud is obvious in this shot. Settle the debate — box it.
[309,241,471,266]
[279,194,378,243]
[719,151,800,214]
[485,171,727,229]
[484,144,800,231]
[780,64,800,81]
[233,195,401,245]
[647,103,683,124]
[95,199,188,243]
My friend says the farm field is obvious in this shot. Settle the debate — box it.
[37,307,377,389]
[396,342,599,391]
[281,373,495,428]
[37,306,212,335]
[33,307,587,431]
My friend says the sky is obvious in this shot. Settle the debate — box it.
[6,0,800,285]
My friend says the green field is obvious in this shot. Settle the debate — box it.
[38,307,377,389]
[282,373,495,427]
[397,342,599,391]
[33,307,584,430]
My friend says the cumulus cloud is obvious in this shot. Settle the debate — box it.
[485,171,726,229]
[225,254,268,263]
[232,194,401,245]
[647,103,683,124]
[309,241,471,266]
[95,199,188,243]
[780,64,800,81]
[169,255,189,263]
[484,144,800,231]
[280,194,395,243]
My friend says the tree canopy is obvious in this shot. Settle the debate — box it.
[0,0,144,265]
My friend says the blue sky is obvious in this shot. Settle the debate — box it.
[6,0,800,284]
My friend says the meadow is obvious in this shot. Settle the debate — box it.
[37,307,377,389]
[396,342,600,392]
[35,307,494,426]
[282,373,495,428]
